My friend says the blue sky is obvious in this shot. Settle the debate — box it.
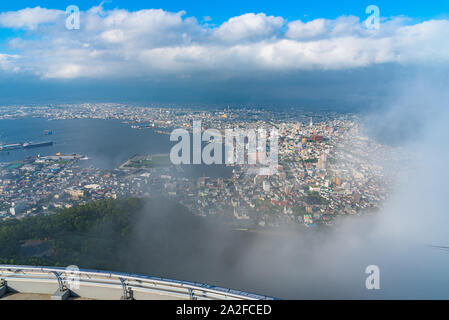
[0,1,448,105]
[1,0,448,21]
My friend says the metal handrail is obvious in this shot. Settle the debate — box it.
[0,265,276,300]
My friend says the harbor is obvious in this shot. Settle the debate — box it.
[0,118,172,169]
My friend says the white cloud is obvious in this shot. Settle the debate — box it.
[286,18,329,39]
[214,13,285,42]
[101,29,125,43]
[0,7,63,30]
[0,6,448,79]
[0,53,20,72]
[45,64,82,79]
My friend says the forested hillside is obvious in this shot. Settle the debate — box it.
[0,197,208,273]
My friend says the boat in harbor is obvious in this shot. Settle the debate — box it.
[22,141,53,149]
[0,143,22,151]
[1,140,54,151]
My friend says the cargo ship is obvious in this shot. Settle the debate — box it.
[22,141,53,149]
[41,153,84,160]
[0,143,22,151]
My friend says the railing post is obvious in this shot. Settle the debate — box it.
[0,279,7,298]
[50,271,70,300]
[51,271,65,291]
[119,278,133,300]
[188,288,196,300]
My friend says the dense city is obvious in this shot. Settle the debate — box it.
[0,103,402,229]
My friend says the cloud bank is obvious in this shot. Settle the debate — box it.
[0,5,448,80]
